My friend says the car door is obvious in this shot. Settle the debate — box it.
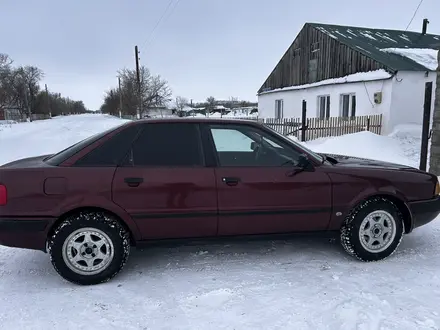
[112,122,218,240]
[204,123,332,236]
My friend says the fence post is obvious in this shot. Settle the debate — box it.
[366,117,370,131]
[420,82,433,171]
[301,100,307,142]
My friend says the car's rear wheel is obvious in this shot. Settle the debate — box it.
[340,197,404,261]
[48,211,130,285]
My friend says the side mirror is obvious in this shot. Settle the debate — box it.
[250,141,259,151]
[297,153,309,168]
[286,154,312,177]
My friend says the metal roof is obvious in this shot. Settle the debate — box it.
[308,22,440,71]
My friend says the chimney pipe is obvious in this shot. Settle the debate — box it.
[422,18,429,35]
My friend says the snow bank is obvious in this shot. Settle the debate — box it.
[0,114,129,165]
[287,124,423,168]
[259,69,392,94]
[303,131,413,166]
[381,48,439,71]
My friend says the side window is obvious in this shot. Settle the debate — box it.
[129,123,203,167]
[74,125,141,167]
[209,125,301,167]
[211,128,253,152]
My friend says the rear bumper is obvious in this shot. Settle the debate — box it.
[0,217,54,251]
[408,196,440,231]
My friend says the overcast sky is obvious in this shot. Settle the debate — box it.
[2,0,439,110]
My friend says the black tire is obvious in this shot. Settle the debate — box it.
[48,211,130,285]
[340,197,404,262]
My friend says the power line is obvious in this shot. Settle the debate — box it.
[143,0,181,51]
[405,0,425,31]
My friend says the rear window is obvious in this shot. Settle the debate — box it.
[74,125,141,167]
[44,123,127,166]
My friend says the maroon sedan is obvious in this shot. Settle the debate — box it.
[0,118,439,285]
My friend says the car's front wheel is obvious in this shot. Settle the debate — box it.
[48,211,130,285]
[340,197,404,261]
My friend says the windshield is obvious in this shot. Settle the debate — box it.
[264,125,324,163]
[44,123,126,166]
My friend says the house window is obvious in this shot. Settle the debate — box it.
[308,59,318,83]
[317,95,330,119]
[340,94,356,118]
[275,99,284,119]
[310,42,320,60]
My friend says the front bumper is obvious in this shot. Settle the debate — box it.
[0,217,53,251]
[408,196,440,231]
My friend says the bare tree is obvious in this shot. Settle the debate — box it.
[8,66,44,118]
[429,50,440,174]
[0,54,14,111]
[100,88,121,116]
[118,66,172,118]
[206,96,216,117]
[175,96,189,116]
[228,96,238,108]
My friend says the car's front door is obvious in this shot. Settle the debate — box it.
[112,123,218,240]
[205,123,332,236]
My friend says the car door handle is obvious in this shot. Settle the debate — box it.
[222,177,241,186]
[124,177,143,187]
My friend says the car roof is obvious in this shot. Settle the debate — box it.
[131,117,264,126]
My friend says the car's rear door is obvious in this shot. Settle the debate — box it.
[203,123,332,236]
[112,122,218,240]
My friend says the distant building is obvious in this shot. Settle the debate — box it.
[0,107,21,121]
[144,106,173,118]
[257,21,440,134]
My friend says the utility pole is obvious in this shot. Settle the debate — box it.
[135,45,142,119]
[45,84,51,118]
[118,77,123,118]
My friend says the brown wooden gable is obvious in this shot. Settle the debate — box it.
[258,23,388,94]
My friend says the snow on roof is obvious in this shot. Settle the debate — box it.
[181,105,195,111]
[381,48,439,71]
[360,31,377,41]
[259,69,392,95]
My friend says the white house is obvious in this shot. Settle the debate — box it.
[257,22,440,134]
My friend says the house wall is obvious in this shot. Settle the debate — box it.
[258,71,437,135]
[389,71,437,132]
[258,78,393,130]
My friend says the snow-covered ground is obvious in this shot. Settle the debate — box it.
[0,115,439,330]
[0,114,130,165]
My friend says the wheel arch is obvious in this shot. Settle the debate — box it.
[350,193,413,234]
[46,206,139,251]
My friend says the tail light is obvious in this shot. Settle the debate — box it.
[436,180,440,196]
[0,185,6,205]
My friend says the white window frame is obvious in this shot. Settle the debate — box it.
[275,99,284,119]
[317,95,330,119]
[340,93,356,118]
